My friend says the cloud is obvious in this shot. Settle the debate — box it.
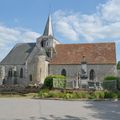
[0,25,40,60]
[0,0,120,61]
[100,0,120,22]
[53,0,120,44]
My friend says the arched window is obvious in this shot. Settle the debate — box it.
[2,79,6,85]
[41,41,44,47]
[20,68,23,78]
[61,69,66,77]
[14,71,17,77]
[29,74,32,81]
[8,69,12,77]
[89,69,95,81]
[8,71,11,77]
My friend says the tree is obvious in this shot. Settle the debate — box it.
[117,61,120,70]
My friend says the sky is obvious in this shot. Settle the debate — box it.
[0,0,120,62]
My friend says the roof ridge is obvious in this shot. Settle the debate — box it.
[57,42,115,46]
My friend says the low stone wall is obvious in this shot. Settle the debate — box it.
[0,85,25,93]
[0,85,41,93]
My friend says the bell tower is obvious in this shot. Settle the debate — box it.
[36,15,60,58]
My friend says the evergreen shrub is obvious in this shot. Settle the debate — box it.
[43,75,65,89]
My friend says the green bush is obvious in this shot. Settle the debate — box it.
[116,91,120,98]
[104,91,118,99]
[63,93,73,99]
[104,76,118,81]
[88,92,96,99]
[80,91,88,98]
[43,75,65,89]
[38,90,49,98]
[94,91,105,99]
[104,91,111,98]
[75,92,82,99]
[48,91,64,98]
[43,76,53,89]
[111,93,118,99]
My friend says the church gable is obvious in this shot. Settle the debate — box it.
[50,43,116,65]
[1,43,36,65]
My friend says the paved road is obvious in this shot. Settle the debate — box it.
[0,98,120,120]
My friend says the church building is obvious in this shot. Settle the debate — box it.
[0,15,117,87]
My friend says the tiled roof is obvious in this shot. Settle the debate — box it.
[50,43,116,65]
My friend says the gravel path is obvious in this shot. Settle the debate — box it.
[0,98,120,120]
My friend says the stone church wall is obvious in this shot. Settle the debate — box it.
[1,64,27,86]
[49,64,117,82]
[27,55,49,84]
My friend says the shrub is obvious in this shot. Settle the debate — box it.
[104,76,118,81]
[116,91,120,98]
[88,92,96,99]
[48,91,64,98]
[75,92,82,98]
[94,91,105,99]
[43,75,65,89]
[63,93,73,99]
[38,90,49,98]
[104,91,111,98]
[43,76,53,89]
[104,91,118,99]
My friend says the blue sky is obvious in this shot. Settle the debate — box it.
[0,0,119,62]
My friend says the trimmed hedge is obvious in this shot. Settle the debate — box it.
[43,75,65,89]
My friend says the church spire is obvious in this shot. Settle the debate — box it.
[43,15,53,36]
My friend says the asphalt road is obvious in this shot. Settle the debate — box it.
[0,98,120,120]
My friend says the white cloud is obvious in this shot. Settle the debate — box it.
[53,0,120,44]
[100,0,120,22]
[0,25,40,60]
[55,20,79,41]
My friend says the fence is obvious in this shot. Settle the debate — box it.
[102,79,120,90]
[117,70,120,77]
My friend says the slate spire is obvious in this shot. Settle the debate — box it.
[43,15,53,36]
